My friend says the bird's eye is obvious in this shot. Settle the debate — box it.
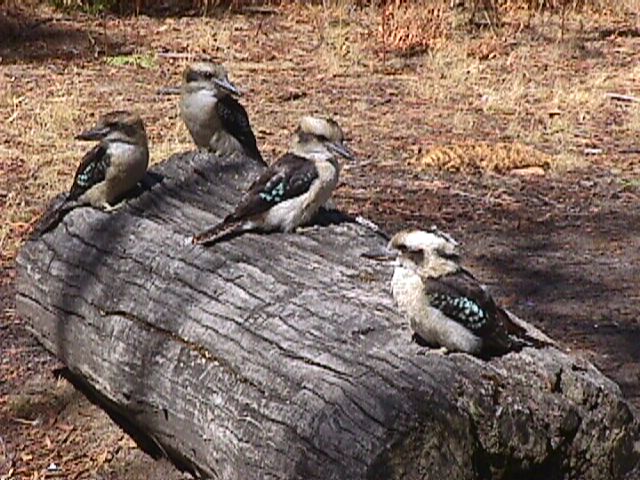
[318,135,329,142]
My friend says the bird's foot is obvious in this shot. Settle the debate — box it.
[195,148,210,162]
[353,215,387,237]
[412,333,449,356]
[322,198,337,211]
[416,346,449,357]
[429,346,449,355]
[102,201,125,212]
[295,224,321,234]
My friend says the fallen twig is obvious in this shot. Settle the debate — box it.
[13,417,40,426]
[606,93,640,103]
[157,52,212,61]
[156,86,181,96]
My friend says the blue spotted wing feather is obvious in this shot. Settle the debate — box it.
[423,268,518,353]
[30,194,80,237]
[68,143,110,201]
[30,144,110,236]
[191,154,319,245]
[216,96,265,165]
[228,153,318,222]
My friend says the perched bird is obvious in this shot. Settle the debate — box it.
[192,116,354,245]
[179,62,265,165]
[385,229,545,357]
[34,111,149,234]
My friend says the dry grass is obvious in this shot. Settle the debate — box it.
[411,43,483,103]
[3,2,632,262]
[3,0,637,12]
[510,0,640,12]
[0,56,192,265]
[413,141,586,174]
[479,69,613,147]
[627,102,640,133]
[412,141,553,173]
[0,3,637,269]
[1,79,81,264]
[319,9,373,74]
[612,62,640,146]
[1,2,639,478]
[408,4,639,155]
[380,1,451,56]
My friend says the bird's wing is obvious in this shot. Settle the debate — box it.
[422,268,508,338]
[228,153,318,221]
[215,96,264,164]
[68,143,110,201]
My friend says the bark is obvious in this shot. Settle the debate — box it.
[16,151,640,480]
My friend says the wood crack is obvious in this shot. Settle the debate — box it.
[100,308,270,397]
[16,151,640,479]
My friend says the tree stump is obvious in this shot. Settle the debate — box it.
[15,152,640,479]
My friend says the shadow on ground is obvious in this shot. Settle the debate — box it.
[0,8,131,63]
[344,167,640,410]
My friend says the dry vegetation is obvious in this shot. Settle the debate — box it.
[1,0,638,267]
[1,0,640,478]
[414,141,553,173]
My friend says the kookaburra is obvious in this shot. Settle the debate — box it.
[179,62,265,166]
[192,116,354,245]
[35,111,149,234]
[384,229,545,356]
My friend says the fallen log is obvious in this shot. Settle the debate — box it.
[16,151,640,479]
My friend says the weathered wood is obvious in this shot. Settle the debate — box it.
[16,151,640,480]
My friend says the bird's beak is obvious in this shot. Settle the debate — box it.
[328,142,356,161]
[214,77,242,96]
[361,244,398,262]
[75,125,110,141]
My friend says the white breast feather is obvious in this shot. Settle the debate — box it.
[391,265,483,353]
[260,159,338,232]
[180,91,219,147]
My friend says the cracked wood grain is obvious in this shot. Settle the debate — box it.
[16,151,640,480]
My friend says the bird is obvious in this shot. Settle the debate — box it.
[385,228,546,357]
[179,62,265,166]
[34,110,149,235]
[192,115,354,245]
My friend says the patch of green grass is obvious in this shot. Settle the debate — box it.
[49,0,119,15]
[105,53,157,69]
[619,177,640,190]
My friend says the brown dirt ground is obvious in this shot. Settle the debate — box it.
[1,2,640,478]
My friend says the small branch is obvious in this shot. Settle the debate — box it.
[606,93,640,103]
[157,52,191,59]
[13,417,41,426]
[156,87,181,96]
[241,6,279,15]
[584,148,603,156]
[156,52,212,61]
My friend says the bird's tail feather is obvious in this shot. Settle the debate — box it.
[251,149,267,167]
[191,219,246,246]
[502,309,553,349]
[517,332,552,349]
[30,197,80,237]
